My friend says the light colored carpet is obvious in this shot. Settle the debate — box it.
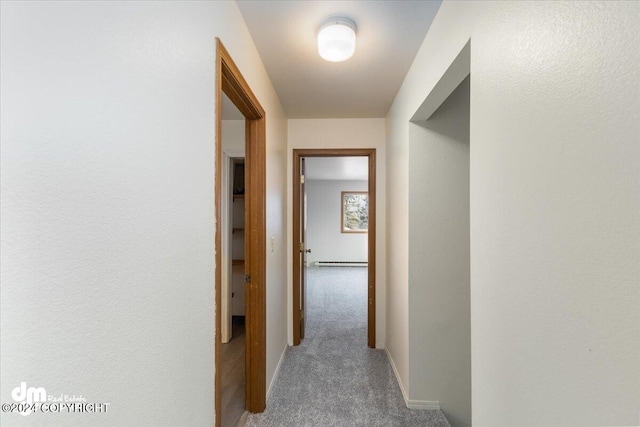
[244,267,450,427]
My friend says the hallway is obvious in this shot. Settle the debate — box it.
[244,267,450,427]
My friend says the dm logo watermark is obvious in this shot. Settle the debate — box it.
[3,382,111,416]
[11,382,46,416]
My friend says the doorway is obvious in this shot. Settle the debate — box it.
[220,92,246,426]
[292,149,376,348]
[215,39,267,427]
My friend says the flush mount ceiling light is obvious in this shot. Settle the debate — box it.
[317,17,357,62]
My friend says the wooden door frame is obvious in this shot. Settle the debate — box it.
[292,149,377,348]
[215,39,267,426]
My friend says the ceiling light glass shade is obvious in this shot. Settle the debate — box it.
[317,18,357,62]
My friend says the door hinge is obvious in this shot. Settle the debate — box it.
[244,275,251,283]
[300,175,305,184]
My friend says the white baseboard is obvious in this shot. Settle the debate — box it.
[385,347,410,403]
[267,343,288,400]
[384,347,441,411]
[406,399,441,410]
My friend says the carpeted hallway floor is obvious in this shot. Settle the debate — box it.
[244,267,450,427]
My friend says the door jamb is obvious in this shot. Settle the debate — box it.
[292,148,376,348]
[215,39,267,426]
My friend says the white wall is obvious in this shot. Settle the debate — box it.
[385,113,410,395]
[306,179,368,264]
[387,1,639,426]
[287,119,386,348]
[222,120,245,151]
[0,2,288,425]
[264,100,288,400]
[409,77,470,426]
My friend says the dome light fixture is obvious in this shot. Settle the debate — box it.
[317,17,357,62]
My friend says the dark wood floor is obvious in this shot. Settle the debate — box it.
[221,316,245,427]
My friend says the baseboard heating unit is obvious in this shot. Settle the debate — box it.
[314,261,368,267]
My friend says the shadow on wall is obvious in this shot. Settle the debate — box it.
[408,75,471,427]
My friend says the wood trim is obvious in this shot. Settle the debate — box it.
[215,38,267,427]
[245,117,267,412]
[292,148,377,348]
[219,44,264,120]
[215,40,222,427]
[367,150,377,347]
[292,155,301,346]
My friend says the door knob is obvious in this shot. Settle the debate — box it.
[305,249,312,253]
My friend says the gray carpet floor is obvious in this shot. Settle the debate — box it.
[244,267,450,427]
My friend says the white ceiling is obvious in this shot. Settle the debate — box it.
[236,0,442,118]
[305,157,368,181]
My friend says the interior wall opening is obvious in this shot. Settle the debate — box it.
[215,38,267,427]
[220,92,247,427]
[408,75,470,426]
[305,157,369,267]
[292,149,377,348]
[304,157,369,344]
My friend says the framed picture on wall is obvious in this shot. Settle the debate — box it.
[341,191,368,233]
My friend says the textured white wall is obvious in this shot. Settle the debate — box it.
[0,1,288,425]
[306,179,368,264]
[287,119,386,348]
[409,77,470,426]
[384,114,410,392]
[388,1,639,426]
[264,95,288,396]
